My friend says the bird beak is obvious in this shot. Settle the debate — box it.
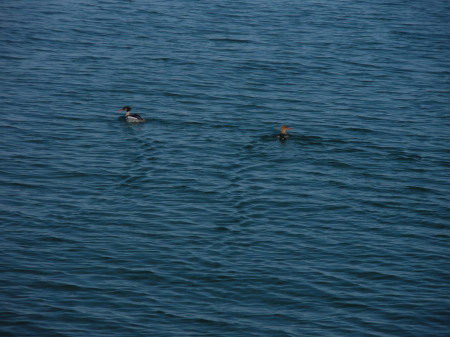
[287,128,293,130]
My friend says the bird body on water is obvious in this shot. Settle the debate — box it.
[118,106,145,123]
[277,125,293,141]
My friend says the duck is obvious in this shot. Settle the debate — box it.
[277,125,293,141]
[118,106,145,123]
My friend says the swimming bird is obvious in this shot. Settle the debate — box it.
[277,125,293,141]
[118,106,145,123]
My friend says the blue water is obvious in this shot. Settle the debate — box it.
[1,0,449,336]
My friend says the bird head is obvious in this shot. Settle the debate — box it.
[280,125,293,134]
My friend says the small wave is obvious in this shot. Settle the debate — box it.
[209,37,253,43]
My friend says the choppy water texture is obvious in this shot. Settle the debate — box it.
[1,0,450,336]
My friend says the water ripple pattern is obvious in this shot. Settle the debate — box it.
[1,0,449,336]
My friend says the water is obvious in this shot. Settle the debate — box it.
[1,0,449,336]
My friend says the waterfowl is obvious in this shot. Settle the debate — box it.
[277,125,293,141]
[118,106,145,123]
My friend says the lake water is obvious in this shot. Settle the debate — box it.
[1,0,449,336]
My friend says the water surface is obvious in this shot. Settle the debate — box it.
[1,0,449,336]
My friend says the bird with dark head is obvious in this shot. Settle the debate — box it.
[277,125,293,141]
[118,106,145,123]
